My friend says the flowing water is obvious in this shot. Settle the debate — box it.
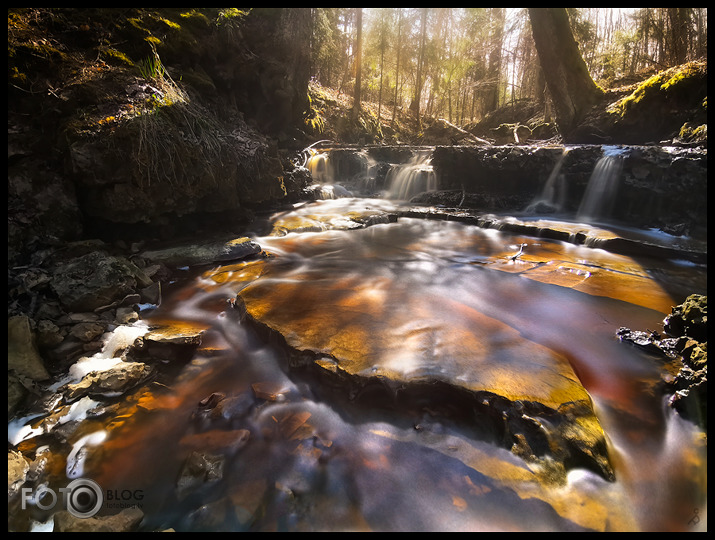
[9,149,707,532]
[385,151,437,200]
[577,146,626,222]
[526,147,569,214]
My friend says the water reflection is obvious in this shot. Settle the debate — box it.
[11,199,706,532]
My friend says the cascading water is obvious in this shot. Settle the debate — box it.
[353,150,379,193]
[526,148,569,214]
[386,150,438,200]
[577,145,626,222]
[306,150,334,184]
[305,149,354,199]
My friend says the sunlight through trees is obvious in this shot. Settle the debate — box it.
[309,8,707,126]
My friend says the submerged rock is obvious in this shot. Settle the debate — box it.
[234,260,615,483]
[176,451,225,501]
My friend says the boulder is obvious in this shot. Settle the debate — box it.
[176,451,225,500]
[65,362,153,400]
[8,315,51,382]
[50,251,153,312]
[664,294,707,341]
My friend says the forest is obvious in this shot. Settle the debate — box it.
[307,8,707,130]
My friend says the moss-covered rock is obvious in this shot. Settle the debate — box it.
[664,294,707,341]
[601,60,708,144]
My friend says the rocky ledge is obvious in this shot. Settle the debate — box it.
[617,294,707,429]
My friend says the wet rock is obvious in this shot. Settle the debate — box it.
[176,451,225,500]
[115,306,139,325]
[664,294,707,342]
[45,338,88,368]
[8,315,51,414]
[8,450,30,499]
[140,323,205,362]
[68,322,107,342]
[193,391,255,429]
[616,328,685,359]
[618,295,707,429]
[35,320,65,349]
[8,315,51,382]
[303,183,353,200]
[237,263,615,482]
[210,394,255,422]
[140,237,262,268]
[198,392,226,409]
[179,429,251,455]
[269,207,396,236]
[139,281,162,305]
[53,507,144,532]
[65,362,153,400]
[50,251,153,312]
[251,381,290,402]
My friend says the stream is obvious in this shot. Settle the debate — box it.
[9,148,707,532]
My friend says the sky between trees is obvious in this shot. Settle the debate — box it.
[309,8,707,125]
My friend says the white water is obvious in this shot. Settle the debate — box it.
[386,151,437,200]
[577,146,626,221]
[307,151,334,184]
[526,148,569,213]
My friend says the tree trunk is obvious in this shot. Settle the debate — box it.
[528,8,604,138]
[667,8,689,65]
[392,11,402,125]
[484,8,505,114]
[410,8,428,119]
[352,8,363,122]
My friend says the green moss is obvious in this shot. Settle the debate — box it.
[9,66,28,85]
[661,63,700,91]
[18,39,68,62]
[128,17,148,32]
[608,61,707,119]
[304,111,325,134]
[218,8,250,22]
[101,47,134,67]
[679,123,707,140]
[159,17,181,31]
[179,10,211,27]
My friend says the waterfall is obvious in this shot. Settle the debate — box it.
[306,150,334,184]
[386,151,438,200]
[577,146,626,222]
[526,148,569,214]
[354,150,379,193]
